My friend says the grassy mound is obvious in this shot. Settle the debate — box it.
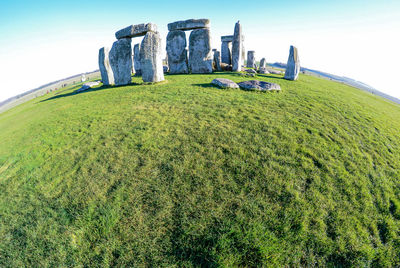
[1,72,400,266]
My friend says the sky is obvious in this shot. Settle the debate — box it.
[0,0,399,102]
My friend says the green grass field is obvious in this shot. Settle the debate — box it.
[1,72,400,266]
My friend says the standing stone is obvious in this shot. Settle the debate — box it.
[247,51,256,68]
[284,45,300,81]
[213,50,222,71]
[133,44,141,76]
[140,31,165,83]
[99,47,114,85]
[109,38,132,86]
[221,41,232,65]
[188,28,213,74]
[166,30,189,74]
[232,21,243,72]
[259,58,266,69]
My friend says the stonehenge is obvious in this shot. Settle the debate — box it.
[221,35,233,65]
[99,22,164,85]
[284,45,300,81]
[98,47,114,85]
[232,21,243,72]
[167,19,212,74]
[247,51,256,68]
[97,18,299,90]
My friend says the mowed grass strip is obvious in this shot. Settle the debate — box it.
[1,72,400,266]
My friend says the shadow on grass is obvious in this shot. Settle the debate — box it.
[192,83,216,89]
[40,83,141,103]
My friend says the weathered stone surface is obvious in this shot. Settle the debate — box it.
[76,81,101,93]
[213,50,222,71]
[188,28,213,74]
[99,47,115,85]
[284,45,300,81]
[245,68,257,74]
[168,19,210,31]
[221,35,233,42]
[238,80,281,91]
[133,43,141,75]
[221,41,232,65]
[115,23,157,39]
[232,21,243,72]
[211,78,239,89]
[109,38,132,86]
[140,31,164,83]
[258,67,270,74]
[268,68,282,75]
[247,51,256,68]
[166,30,189,74]
[259,58,266,69]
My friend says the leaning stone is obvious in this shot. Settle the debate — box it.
[221,35,233,42]
[168,19,210,31]
[140,31,165,83]
[284,45,300,80]
[259,58,266,69]
[188,28,213,74]
[166,30,189,74]
[109,38,132,86]
[213,50,222,71]
[232,21,243,72]
[258,67,270,74]
[98,47,114,85]
[115,23,157,39]
[212,78,239,89]
[238,80,281,91]
[133,43,141,76]
[247,51,256,68]
[76,81,101,93]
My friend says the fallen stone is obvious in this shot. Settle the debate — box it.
[98,47,115,85]
[213,50,222,71]
[238,80,281,91]
[211,78,239,89]
[221,63,232,71]
[115,23,157,39]
[284,45,300,80]
[232,21,243,72]
[268,68,282,75]
[166,30,189,74]
[245,68,257,74]
[258,67,270,74]
[76,81,101,93]
[168,19,210,31]
[140,31,165,82]
[247,51,256,68]
[133,43,141,76]
[188,28,213,74]
[109,38,132,86]
[221,35,233,42]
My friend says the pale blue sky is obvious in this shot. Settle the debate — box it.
[0,0,399,101]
